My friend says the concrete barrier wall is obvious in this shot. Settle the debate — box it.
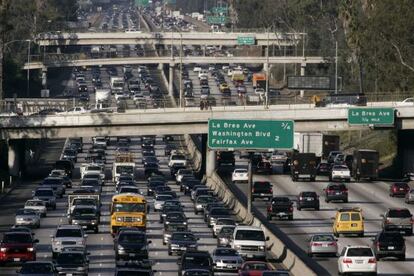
[184,136,316,276]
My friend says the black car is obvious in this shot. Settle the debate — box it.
[255,160,272,174]
[181,178,202,195]
[54,251,89,275]
[68,205,99,233]
[114,230,151,261]
[165,144,177,156]
[17,261,57,275]
[142,156,159,165]
[164,212,188,227]
[168,232,199,256]
[324,183,348,203]
[144,163,160,178]
[316,162,331,176]
[160,204,184,223]
[372,231,406,260]
[297,191,320,210]
[147,181,166,196]
[178,251,214,276]
[170,163,186,176]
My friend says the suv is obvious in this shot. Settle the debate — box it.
[324,183,348,203]
[297,191,320,211]
[372,231,406,260]
[267,197,293,220]
[168,232,199,256]
[333,208,364,237]
[32,187,56,210]
[114,229,151,261]
[231,226,268,260]
[51,225,87,258]
[54,250,89,275]
[381,208,413,236]
[178,251,214,276]
[337,246,377,275]
[389,182,410,197]
[0,231,39,264]
[252,181,273,201]
[68,205,99,233]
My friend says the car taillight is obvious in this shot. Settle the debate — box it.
[327,242,337,246]
[411,218,414,224]
[269,188,273,193]
[368,258,376,264]
[312,242,322,246]
[289,206,293,212]
[385,219,390,224]
[27,247,34,252]
[343,258,353,264]
[267,205,272,212]
[376,242,380,249]
[393,187,398,191]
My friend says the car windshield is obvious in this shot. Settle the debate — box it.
[235,230,265,241]
[73,199,96,205]
[116,166,134,174]
[347,248,373,257]
[234,169,247,173]
[172,155,185,160]
[56,253,85,265]
[166,224,187,232]
[172,233,196,241]
[379,233,404,242]
[43,178,62,185]
[156,195,173,201]
[20,263,54,273]
[211,208,230,216]
[217,219,235,225]
[3,233,32,243]
[25,201,45,207]
[183,255,211,268]
[55,229,82,238]
[16,209,37,216]
[73,208,96,217]
[215,248,238,256]
[272,197,290,203]
[197,196,214,203]
[113,203,146,213]
[120,188,139,193]
[119,233,146,243]
[116,272,152,276]
[388,209,412,217]
[333,166,348,170]
[301,192,316,197]
[34,190,53,197]
[312,235,335,242]
[220,226,235,235]
[243,263,268,270]
[167,213,185,220]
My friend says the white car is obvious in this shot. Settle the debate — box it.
[115,91,129,101]
[66,106,87,114]
[254,88,265,97]
[24,199,47,217]
[331,165,351,182]
[168,153,187,167]
[232,169,248,183]
[198,70,208,79]
[397,97,414,106]
[338,246,377,275]
[193,66,202,72]
[154,194,174,211]
[271,151,288,164]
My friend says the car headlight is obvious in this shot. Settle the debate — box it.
[171,244,179,247]
[91,220,97,225]
[259,246,265,251]
[220,237,228,242]
[116,217,123,222]
[77,267,85,271]
[27,247,34,252]
[0,247,7,252]
[235,245,241,250]
[133,217,142,222]
[183,221,187,225]
[54,241,61,245]
[117,245,124,251]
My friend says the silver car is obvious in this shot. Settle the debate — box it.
[405,189,414,204]
[307,234,338,257]
[213,218,236,237]
[154,194,174,211]
[51,225,87,258]
[216,226,235,247]
[24,199,47,217]
[15,208,41,228]
[212,247,243,272]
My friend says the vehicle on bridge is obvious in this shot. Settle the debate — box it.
[110,193,147,235]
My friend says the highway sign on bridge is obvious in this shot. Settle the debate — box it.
[237,36,256,46]
[208,119,294,150]
[348,107,395,125]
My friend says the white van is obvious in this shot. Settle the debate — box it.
[231,226,268,259]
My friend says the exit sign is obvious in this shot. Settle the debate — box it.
[237,36,256,45]
[208,119,294,150]
[348,107,395,125]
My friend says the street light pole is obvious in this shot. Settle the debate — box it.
[265,29,270,109]
[179,32,183,108]
[26,39,31,97]
[335,40,338,94]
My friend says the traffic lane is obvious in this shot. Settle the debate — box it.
[234,171,414,275]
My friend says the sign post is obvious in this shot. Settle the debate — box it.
[348,107,395,126]
[208,119,294,215]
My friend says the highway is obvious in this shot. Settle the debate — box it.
[219,157,414,275]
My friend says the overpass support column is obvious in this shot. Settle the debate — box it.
[206,149,216,178]
[300,62,306,97]
[168,64,174,97]
[8,139,23,177]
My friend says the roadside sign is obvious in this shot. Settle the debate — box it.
[237,36,256,46]
[212,7,228,14]
[208,119,294,150]
[287,76,336,90]
[207,16,227,24]
[348,107,395,125]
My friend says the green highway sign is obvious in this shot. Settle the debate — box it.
[237,36,256,45]
[208,119,294,150]
[348,107,395,125]
[135,0,149,7]
[212,7,228,14]
[207,16,227,24]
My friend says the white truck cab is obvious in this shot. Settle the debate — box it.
[231,226,268,260]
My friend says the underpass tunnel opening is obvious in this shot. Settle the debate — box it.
[397,129,414,178]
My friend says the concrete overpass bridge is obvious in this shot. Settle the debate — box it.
[0,103,412,139]
[24,55,327,70]
[35,31,303,47]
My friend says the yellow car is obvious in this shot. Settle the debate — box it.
[219,83,229,91]
[332,207,364,237]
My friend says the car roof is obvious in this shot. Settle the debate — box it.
[57,224,82,229]
[234,226,262,231]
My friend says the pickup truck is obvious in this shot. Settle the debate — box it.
[381,208,413,236]
[330,165,351,182]
[267,197,293,220]
[80,163,105,180]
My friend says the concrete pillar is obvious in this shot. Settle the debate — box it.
[206,149,217,178]
[41,68,47,89]
[168,64,174,97]
[300,62,306,97]
[8,140,21,177]
[263,62,269,72]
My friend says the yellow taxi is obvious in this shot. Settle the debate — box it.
[332,207,364,237]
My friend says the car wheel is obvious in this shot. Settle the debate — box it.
[316,206,320,211]
[400,254,406,261]
[213,232,217,238]
[288,215,293,221]
[358,232,364,237]
[307,252,313,257]
[53,205,56,210]
[94,227,99,234]
[194,210,198,215]
[343,199,348,203]
[252,196,255,201]
[297,207,301,211]
[168,250,172,256]
[267,215,272,220]
[52,252,57,259]
[334,232,339,238]
[406,230,412,236]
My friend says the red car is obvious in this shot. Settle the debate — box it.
[0,231,38,264]
[238,261,273,276]
[389,182,410,197]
